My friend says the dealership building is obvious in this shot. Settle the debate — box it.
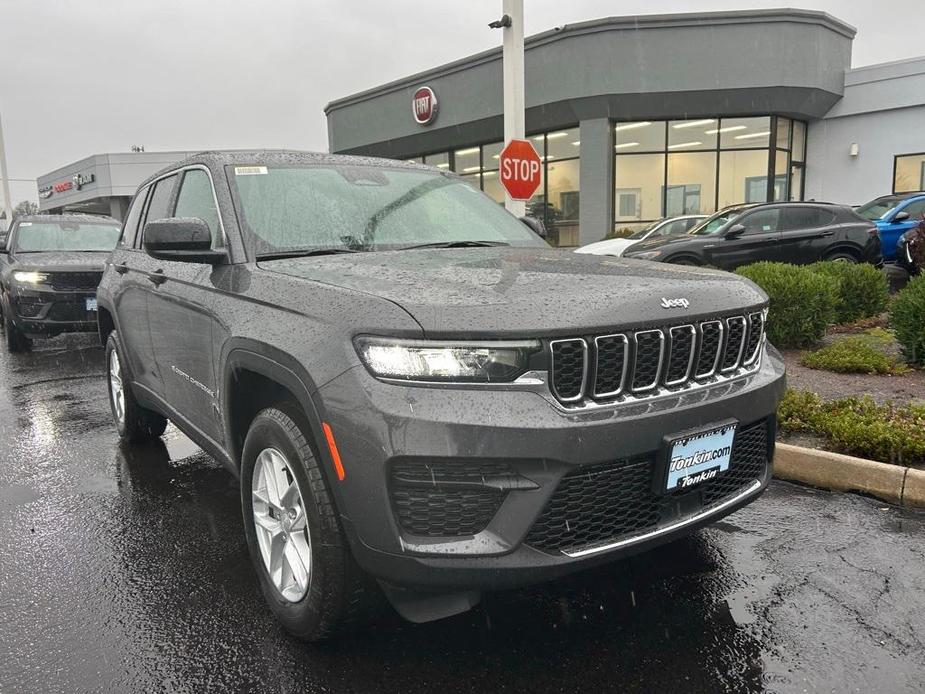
[36,150,197,220]
[325,9,925,247]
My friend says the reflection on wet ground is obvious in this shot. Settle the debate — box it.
[1,335,923,692]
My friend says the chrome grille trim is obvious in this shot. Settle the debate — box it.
[549,338,588,403]
[694,320,724,379]
[630,330,665,393]
[592,333,629,398]
[720,316,748,373]
[547,310,766,407]
[665,324,696,387]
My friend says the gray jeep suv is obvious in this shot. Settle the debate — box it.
[98,151,785,640]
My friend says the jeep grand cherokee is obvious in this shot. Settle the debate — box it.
[1,214,121,352]
[98,151,786,640]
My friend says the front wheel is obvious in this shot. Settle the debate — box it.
[240,406,374,641]
[106,332,168,443]
[4,309,31,353]
[824,251,858,263]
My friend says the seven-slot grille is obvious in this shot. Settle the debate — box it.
[48,271,103,291]
[550,311,765,405]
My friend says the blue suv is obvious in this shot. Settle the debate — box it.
[856,192,925,262]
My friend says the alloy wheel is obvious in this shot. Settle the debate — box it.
[109,350,125,425]
[251,447,312,602]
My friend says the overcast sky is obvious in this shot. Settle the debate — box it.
[1,0,923,204]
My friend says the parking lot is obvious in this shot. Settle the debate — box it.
[0,335,923,693]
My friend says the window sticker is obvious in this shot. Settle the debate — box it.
[19,222,32,226]
[234,166,268,176]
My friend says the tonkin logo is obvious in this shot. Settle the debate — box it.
[660,297,690,309]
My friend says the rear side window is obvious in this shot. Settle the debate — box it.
[174,169,222,247]
[740,209,780,234]
[780,207,836,231]
[120,188,148,248]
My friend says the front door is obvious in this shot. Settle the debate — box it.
[705,208,784,270]
[880,199,925,262]
[144,168,226,445]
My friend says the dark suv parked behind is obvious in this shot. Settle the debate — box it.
[623,202,881,270]
[1,214,122,351]
[98,151,786,639]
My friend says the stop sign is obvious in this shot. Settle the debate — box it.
[499,139,542,200]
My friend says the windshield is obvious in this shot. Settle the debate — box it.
[856,197,906,220]
[12,220,121,252]
[230,165,545,255]
[626,221,660,240]
[689,209,746,235]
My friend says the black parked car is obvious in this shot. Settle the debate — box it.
[0,214,122,351]
[623,202,882,270]
[99,151,785,640]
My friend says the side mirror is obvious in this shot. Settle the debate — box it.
[143,218,226,264]
[724,223,747,239]
[520,215,547,239]
[893,211,911,222]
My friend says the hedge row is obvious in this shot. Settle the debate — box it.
[736,261,889,348]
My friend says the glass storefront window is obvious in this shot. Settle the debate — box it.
[667,152,717,216]
[776,118,792,150]
[615,121,665,152]
[792,121,806,162]
[482,170,505,204]
[718,150,771,207]
[668,119,718,151]
[546,128,580,160]
[405,157,423,164]
[893,153,925,193]
[615,154,665,222]
[483,141,504,169]
[424,152,450,170]
[773,151,790,201]
[719,117,771,149]
[454,146,480,174]
[460,173,480,190]
[546,159,580,246]
[790,165,804,201]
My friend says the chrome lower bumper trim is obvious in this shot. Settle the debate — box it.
[561,478,763,558]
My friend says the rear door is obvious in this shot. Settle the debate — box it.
[777,206,838,264]
[145,167,226,444]
[704,208,783,270]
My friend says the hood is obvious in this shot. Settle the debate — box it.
[623,234,710,254]
[8,251,110,272]
[259,247,766,337]
[573,238,637,256]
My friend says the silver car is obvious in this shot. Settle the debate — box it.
[575,215,707,257]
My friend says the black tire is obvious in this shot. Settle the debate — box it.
[106,332,168,443]
[240,405,375,641]
[4,309,31,353]
[824,251,858,263]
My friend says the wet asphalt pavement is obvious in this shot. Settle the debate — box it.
[1,336,924,694]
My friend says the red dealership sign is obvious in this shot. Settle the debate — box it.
[499,139,542,200]
[412,86,438,125]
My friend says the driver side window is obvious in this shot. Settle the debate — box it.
[739,209,780,235]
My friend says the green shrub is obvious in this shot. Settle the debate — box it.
[799,329,908,375]
[890,274,925,365]
[736,263,838,348]
[778,388,925,466]
[808,261,889,323]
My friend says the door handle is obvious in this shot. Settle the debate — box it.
[820,231,835,237]
[113,264,129,275]
[148,270,167,286]
[764,238,780,243]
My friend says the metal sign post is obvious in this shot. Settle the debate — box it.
[501,0,525,217]
[0,112,13,228]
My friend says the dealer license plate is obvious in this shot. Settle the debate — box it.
[665,423,737,491]
[85,298,98,312]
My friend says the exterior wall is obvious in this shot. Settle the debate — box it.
[326,10,854,159]
[806,58,925,205]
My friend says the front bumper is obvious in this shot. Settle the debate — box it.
[315,346,786,591]
[5,287,98,337]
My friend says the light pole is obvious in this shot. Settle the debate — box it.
[496,0,525,217]
[0,111,13,228]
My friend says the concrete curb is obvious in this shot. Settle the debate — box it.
[773,443,925,510]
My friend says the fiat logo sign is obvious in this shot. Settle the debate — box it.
[412,86,438,126]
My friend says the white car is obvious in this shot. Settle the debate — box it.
[575,215,707,257]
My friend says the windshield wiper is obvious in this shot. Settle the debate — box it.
[399,240,510,251]
[256,248,362,261]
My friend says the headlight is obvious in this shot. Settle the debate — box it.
[355,337,541,382]
[627,250,662,260]
[12,271,49,284]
